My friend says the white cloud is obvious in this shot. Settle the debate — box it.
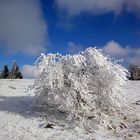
[102,40,140,65]
[56,0,123,16]
[128,49,140,65]
[56,0,140,17]
[102,40,131,57]
[126,0,140,17]
[0,0,47,56]
[67,42,83,54]
[21,64,37,79]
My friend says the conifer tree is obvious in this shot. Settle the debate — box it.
[1,64,9,78]
[129,63,140,80]
[10,60,23,79]
[17,69,23,79]
[0,71,2,79]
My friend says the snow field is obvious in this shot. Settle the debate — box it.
[0,79,139,140]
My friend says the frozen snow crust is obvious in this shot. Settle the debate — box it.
[32,47,132,130]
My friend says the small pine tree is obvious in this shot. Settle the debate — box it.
[0,72,2,79]
[16,70,23,79]
[129,63,140,80]
[1,64,9,79]
[10,60,23,79]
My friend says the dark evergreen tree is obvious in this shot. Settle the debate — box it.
[1,64,9,78]
[10,60,23,79]
[16,69,23,79]
[129,63,140,80]
[0,72,2,79]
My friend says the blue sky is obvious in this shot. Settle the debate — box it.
[0,0,140,78]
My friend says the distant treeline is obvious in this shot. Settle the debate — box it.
[128,63,140,80]
[0,60,23,79]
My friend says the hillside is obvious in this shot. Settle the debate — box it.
[0,79,139,140]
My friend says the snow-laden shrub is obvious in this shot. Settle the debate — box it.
[31,47,132,130]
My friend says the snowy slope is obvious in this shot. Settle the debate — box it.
[0,79,139,140]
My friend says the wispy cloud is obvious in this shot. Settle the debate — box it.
[56,0,140,17]
[67,42,83,54]
[126,0,140,17]
[102,40,131,57]
[102,40,140,65]
[0,0,47,56]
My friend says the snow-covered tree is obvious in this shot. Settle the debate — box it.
[31,48,132,130]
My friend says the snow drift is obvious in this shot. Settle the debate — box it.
[31,47,132,130]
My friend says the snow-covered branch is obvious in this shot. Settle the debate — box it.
[31,47,132,130]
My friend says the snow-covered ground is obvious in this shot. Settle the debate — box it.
[0,79,139,140]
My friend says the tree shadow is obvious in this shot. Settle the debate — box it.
[0,95,73,127]
[0,96,36,118]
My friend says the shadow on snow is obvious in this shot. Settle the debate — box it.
[0,96,70,127]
